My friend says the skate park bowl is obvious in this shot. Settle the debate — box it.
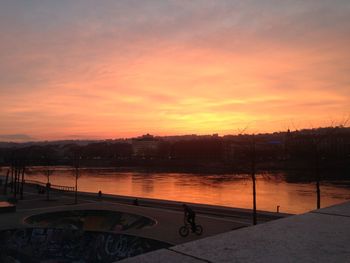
[24,209,156,232]
[0,227,170,263]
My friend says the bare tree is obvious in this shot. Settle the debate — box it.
[73,152,81,205]
[310,119,349,209]
[46,159,52,201]
[235,128,258,225]
[10,159,14,193]
[250,134,257,225]
[20,166,25,200]
[13,164,19,200]
[3,169,9,195]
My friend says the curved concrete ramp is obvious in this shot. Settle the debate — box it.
[25,209,156,232]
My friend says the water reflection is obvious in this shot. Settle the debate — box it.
[22,167,350,214]
[133,175,155,194]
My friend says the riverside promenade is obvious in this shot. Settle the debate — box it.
[0,183,287,245]
[1,182,348,262]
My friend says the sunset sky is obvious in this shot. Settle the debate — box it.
[1,0,349,141]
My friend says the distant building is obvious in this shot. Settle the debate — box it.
[131,134,159,157]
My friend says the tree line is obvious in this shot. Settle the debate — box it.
[0,127,349,180]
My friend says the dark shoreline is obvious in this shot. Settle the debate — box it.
[2,164,349,183]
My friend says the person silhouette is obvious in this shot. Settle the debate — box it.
[182,204,196,232]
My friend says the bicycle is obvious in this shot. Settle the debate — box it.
[178,218,203,237]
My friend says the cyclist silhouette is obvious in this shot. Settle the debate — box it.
[182,204,196,232]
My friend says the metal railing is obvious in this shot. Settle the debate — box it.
[50,183,75,192]
[25,179,75,192]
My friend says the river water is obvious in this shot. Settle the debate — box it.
[20,167,350,214]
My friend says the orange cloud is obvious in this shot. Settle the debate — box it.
[0,1,349,140]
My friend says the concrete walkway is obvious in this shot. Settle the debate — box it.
[120,201,350,262]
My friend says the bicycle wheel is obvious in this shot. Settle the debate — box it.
[195,225,203,235]
[179,226,189,237]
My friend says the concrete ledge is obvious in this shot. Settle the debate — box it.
[121,201,350,263]
[311,201,350,217]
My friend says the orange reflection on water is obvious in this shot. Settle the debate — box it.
[26,168,350,214]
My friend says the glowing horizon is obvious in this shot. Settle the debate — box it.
[1,1,349,141]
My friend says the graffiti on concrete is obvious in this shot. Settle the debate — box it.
[25,209,156,232]
[0,228,170,263]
